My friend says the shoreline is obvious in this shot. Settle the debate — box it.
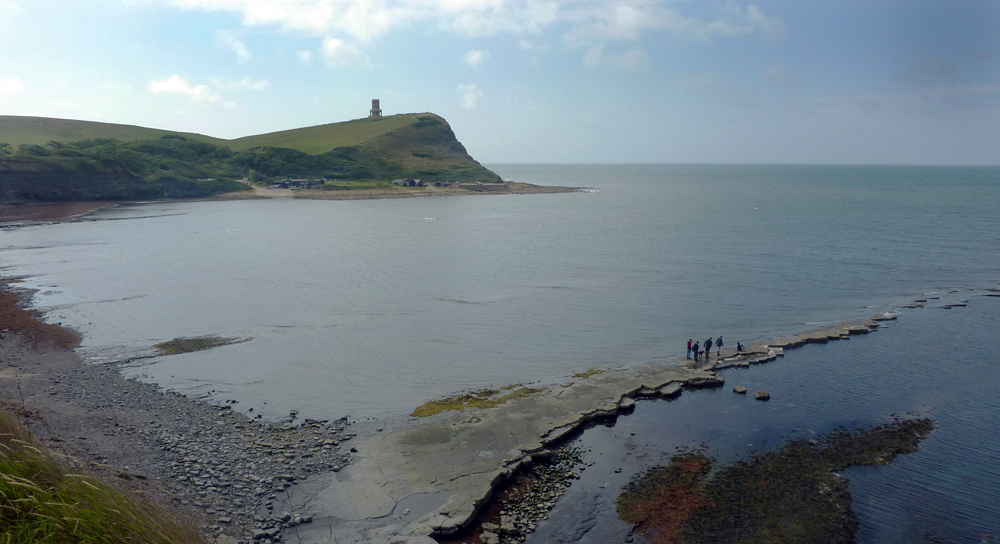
[0,281,357,543]
[3,276,985,543]
[0,182,581,226]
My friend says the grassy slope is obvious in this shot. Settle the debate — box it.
[227,114,419,153]
[1,114,425,154]
[0,116,225,148]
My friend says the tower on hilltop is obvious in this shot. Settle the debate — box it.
[369,99,382,118]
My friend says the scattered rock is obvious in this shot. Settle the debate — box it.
[686,375,724,388]
[733,386,747,395]
[754,391,770,401]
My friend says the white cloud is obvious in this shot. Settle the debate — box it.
[0,0,22,19]
[676,72,760,108]
[297,50,314,64]
[564,0,783,48]
[149,75,221,103]
[0,78,26,94]
[583,44,648,72]
[458,83,484,108]
[462,49,490,68]
[321,37,364,67]
[145,1,782,59]
[152,0,558,41]
[762,65,794,86]
[215,29,251,62]
[211,76,268,91]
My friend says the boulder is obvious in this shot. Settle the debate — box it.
[733,386,747,395]
[686,375,723,388]
[754,391,770,401]
[659,383,682,398]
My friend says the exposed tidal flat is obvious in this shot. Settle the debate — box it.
[3,164,1000,542]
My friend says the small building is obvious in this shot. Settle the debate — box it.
[370,99,382,118]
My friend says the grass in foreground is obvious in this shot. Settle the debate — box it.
[154,335,246,355]
[0,409,207,544]
[411,385,541,418]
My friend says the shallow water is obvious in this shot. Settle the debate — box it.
[527,295,1000,543]
[1,164,999,424]
[3,164,999,542]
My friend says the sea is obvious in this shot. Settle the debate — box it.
[2,164,1000,541]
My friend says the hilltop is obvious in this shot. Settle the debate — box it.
[0,113,502,203]
[0,113,437,154]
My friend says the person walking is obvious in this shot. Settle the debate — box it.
[693,341,700,362]
[687,339,692,359]
[705,337,713,361]
[716,335,724,356]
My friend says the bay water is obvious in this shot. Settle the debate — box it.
[2,164,999,540]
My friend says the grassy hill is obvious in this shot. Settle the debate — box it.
[227,114,418,154]
[0,116,225,148]
[0,113,501,202]
[0,113,442,155]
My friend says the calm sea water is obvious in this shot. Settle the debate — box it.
[2,165,999,421]
[3,164,1000,541]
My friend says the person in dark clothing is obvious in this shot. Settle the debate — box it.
[705,337,713,360]
[715,335,723,356]
[693,341,700,362]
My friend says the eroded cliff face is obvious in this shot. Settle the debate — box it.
[359,115,503,183]
[0,157,158,202]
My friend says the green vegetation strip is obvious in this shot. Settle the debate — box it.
[571,367,603,379]
[0,409,206,544]
[617,418,935,544]
[411,386,541,418]
[154,335,246,356]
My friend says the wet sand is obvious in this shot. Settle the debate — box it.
[0,201,120,225]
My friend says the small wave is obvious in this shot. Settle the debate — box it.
[433,297,479,305]
[580,188,600,193]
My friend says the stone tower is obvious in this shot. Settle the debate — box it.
[369,99,382,118]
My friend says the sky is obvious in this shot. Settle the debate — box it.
[0,0,997,164]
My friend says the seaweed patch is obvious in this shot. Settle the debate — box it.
[154,335,247,355]
[617,418,935,544]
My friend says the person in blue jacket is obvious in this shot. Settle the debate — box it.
[715,335,724,356]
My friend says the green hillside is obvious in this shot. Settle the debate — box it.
[0,113,436,155]
[0,113,501,202]
[228,114,418,153]
[0,116,225,148]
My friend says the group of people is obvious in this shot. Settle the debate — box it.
[686,336,744,363]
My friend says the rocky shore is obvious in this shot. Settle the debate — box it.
[0,284,356,544]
